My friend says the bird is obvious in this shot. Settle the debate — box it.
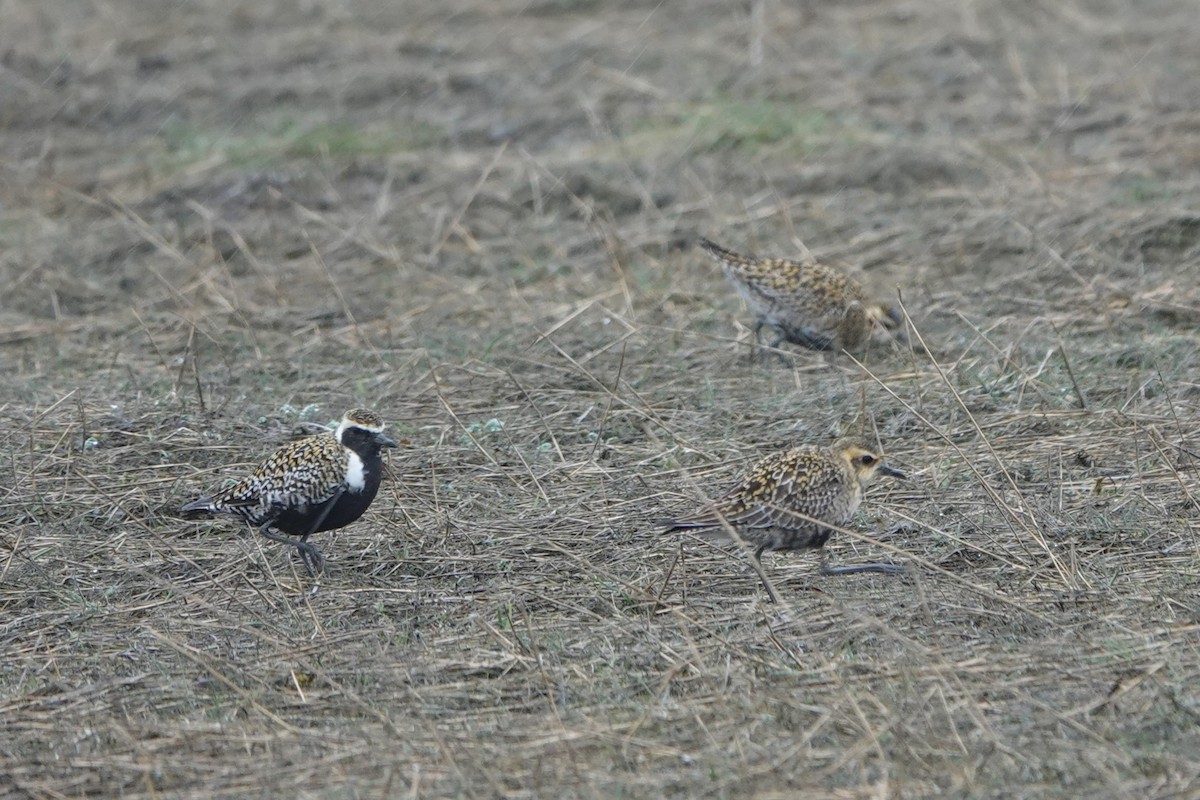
[662,438,907,599]
[181,408,397,576]
[697,237,902,357]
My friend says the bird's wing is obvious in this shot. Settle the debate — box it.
[749,458,846,530]
[216,436,345,512]
[667,452,845,531]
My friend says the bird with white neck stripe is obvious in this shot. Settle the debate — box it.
[181,408,397,576]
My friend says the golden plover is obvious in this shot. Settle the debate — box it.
[698,237,901,356]
[663,438,906,596]
[181,408,397,576]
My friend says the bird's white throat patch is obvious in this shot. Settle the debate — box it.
[345,452,367,492]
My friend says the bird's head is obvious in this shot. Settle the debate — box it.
[336,408,398,450]
[836,440,906,486]
[868,302,909,344]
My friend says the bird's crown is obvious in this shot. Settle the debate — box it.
[337,408,386,438]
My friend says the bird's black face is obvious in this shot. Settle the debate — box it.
[340,426,398,455]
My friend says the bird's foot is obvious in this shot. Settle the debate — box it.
[296,540,325,578]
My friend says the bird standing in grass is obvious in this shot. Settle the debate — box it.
[698,237,901,356]
[663,438,906,599]
[181,408,397,576]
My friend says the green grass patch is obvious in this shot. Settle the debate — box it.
[626,97,837,155]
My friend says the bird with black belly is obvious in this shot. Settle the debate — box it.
[181,408,397,576]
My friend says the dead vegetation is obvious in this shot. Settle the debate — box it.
[2,0,1200,797]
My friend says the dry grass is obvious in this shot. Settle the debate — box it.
[3,0,1200,797]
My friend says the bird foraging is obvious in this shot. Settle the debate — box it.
[663,438,907,599]
[698,237,901,357]
[181,408,397,576]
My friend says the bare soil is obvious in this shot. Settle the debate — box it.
[3,1,1200,797]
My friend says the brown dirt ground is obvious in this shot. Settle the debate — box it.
[3,0,1200,797]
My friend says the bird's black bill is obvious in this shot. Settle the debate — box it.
[878,464,907,480]
[376,433,399,448]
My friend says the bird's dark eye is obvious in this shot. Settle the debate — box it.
[860,454,876,466]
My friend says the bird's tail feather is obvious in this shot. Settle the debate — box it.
[697,237,742,263]
[180,497,217,518]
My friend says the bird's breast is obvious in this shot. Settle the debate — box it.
[836,485,864,522]
[345,451,367,492]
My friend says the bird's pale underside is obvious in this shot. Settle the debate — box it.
[663,438,907,601]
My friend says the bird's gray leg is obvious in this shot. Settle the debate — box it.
[818,554,905,576]
[751,319,767,363]
[750,543,781,604]
[297,541,325,576]
[765,332,792,367]
[280,486,346,576]
[750,320,792,366]
[259,521,326,577]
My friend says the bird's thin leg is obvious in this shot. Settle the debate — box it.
[751,319,766,363]
[750,544,781,604]
[793,329,834,352]
[273,487,345,577]
[764,333,792,367]
[259,522,325,577]
[259,523,295,548]
[818,554,905,576]
[298,542,325,576]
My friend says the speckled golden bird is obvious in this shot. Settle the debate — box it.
[698,237,901,355]
[181,408,397,576]
[663,439,906,592]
